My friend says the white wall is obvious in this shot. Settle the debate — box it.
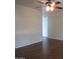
[15,4,42,48]
[48,10,63,40]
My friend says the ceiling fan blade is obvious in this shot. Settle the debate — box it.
[55,7,63,9]
[55,1,61,4]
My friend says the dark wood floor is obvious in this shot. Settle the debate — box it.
[15,38,63,59]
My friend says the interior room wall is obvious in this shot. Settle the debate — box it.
[15,4,63,48]
[48,10,63,40]
[15,4,42,48]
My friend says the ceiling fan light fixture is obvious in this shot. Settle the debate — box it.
[50,7,54,11]
[46,2,55,11]
[46,6,50,11]
[51,2,55,7]
[46,5,54,11]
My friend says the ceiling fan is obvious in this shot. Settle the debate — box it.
[37,0,63,11]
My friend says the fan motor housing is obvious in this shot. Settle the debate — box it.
[45,2,52,6]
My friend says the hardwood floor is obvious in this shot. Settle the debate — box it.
[15,38,63,59]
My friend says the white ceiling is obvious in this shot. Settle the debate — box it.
[15,0,63,10]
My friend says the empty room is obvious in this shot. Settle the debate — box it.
[15,0,63,59]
